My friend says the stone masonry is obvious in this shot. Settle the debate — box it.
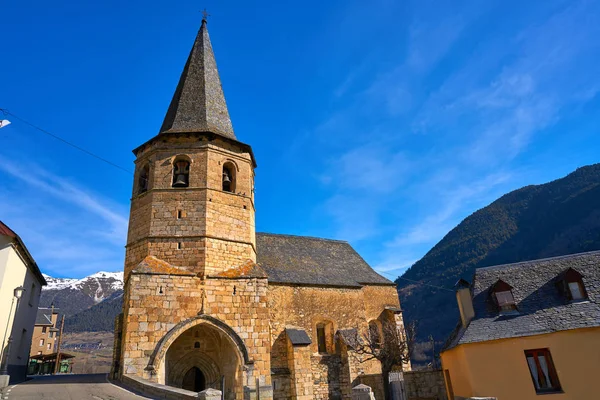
[113,16,411,400]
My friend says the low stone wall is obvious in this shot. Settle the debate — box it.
[121,374,199,400]
[404,370,447,400]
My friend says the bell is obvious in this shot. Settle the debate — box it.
[173,174,187,187]
[222,172,231,184]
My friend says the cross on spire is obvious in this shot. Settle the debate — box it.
[201,8,210,22]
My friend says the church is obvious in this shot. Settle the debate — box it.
[112,16,410,400]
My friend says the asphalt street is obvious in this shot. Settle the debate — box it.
[1,374,150,400]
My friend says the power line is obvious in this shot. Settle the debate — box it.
[0,108,133,175]
[378,270,454,292]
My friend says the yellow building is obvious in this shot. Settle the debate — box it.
[441,251,600,400]
[0,220,46,387]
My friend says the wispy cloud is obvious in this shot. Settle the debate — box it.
[0,155,128,277]
[309,0,600,279]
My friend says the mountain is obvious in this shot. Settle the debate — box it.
[397,163,600,346]
[39,271,123,330]
[64,289,124,332]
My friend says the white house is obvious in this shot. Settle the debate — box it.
[0,220,46,387]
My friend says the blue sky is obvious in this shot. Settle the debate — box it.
[2,0,600,279]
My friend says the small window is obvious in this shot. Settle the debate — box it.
[568,281,584,300]
[368,320,382,347]
[194,342,200,349]
[222,163,236,193]
[29,283,36,306]
[525,349,561,393]
[47,343,51,350]
[495,290,516,311]
[42,327,47,334]
[317,324,327,353]
[138,163,150,194]
[490,279,517,313]
[39,339,44,347]
[37,351,42,355]
[49,332,54,338]
[557,268,588,301]
[172,159,190,188]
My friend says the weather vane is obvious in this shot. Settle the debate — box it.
[201,8,210,22]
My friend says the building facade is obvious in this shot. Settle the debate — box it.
[112,18,410,399]
[441,251,600,400]
[30,307,59,358]
[0,221,46,386]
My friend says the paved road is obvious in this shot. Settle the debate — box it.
[2,374,150,400]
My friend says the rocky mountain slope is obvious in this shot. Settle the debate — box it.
[397,163,600,345]
[40,271,123,327]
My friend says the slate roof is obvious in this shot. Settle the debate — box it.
[285,328,312,346]
[444,251,600,350]
[159,18,235,139]
[256,233,392,287]
[35,308,57,326]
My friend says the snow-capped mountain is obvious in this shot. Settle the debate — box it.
[40,271,124,320]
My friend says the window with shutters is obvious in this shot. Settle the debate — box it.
[525,349,561,393]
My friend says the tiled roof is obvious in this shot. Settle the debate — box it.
[159,19,235,139]
[256,233,392,287]
[445,251,600,350]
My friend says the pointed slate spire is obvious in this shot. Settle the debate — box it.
[159,17,235,139]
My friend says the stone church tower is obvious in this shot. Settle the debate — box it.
[114,16,410,400]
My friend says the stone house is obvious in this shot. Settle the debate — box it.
[441,251,600,400]
[112,17,410,400]
[0,220,46,386]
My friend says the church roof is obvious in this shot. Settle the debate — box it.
[159,18,235,139]
[256,233,393,288]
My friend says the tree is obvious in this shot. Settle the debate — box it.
[347,319,416,399]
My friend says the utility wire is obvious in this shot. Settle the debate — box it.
[0,108,133,175]
[1,109,456,293]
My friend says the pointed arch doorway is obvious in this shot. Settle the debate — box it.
[182,366,206,392]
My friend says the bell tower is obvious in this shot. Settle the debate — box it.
[124,17,257,279]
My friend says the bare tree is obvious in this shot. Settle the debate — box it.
[346,319,416,399]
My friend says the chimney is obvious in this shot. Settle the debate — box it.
[455,279,474,328]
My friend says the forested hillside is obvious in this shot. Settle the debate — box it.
[397,163,600,345]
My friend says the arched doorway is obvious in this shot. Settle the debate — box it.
[182,367,206,392]
[164,322,243,398]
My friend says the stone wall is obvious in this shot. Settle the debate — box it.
[404,370,448,400]
[125,136,256,279]
[268,284,406,399]
[118,272,272,398]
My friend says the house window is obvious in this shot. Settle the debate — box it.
[495,290,517,312]
[39,339,44,347]
[172,159,190,188]
[37,351,42,355]
[317,324,327,353]
[568,281,584,300]
[42,327,47,334]
[47,343,51,350]
[29,283,36,306]
[556,268,588,301]
[525,349,561,393]
[490,279,517,312]
[49,332,54,338]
